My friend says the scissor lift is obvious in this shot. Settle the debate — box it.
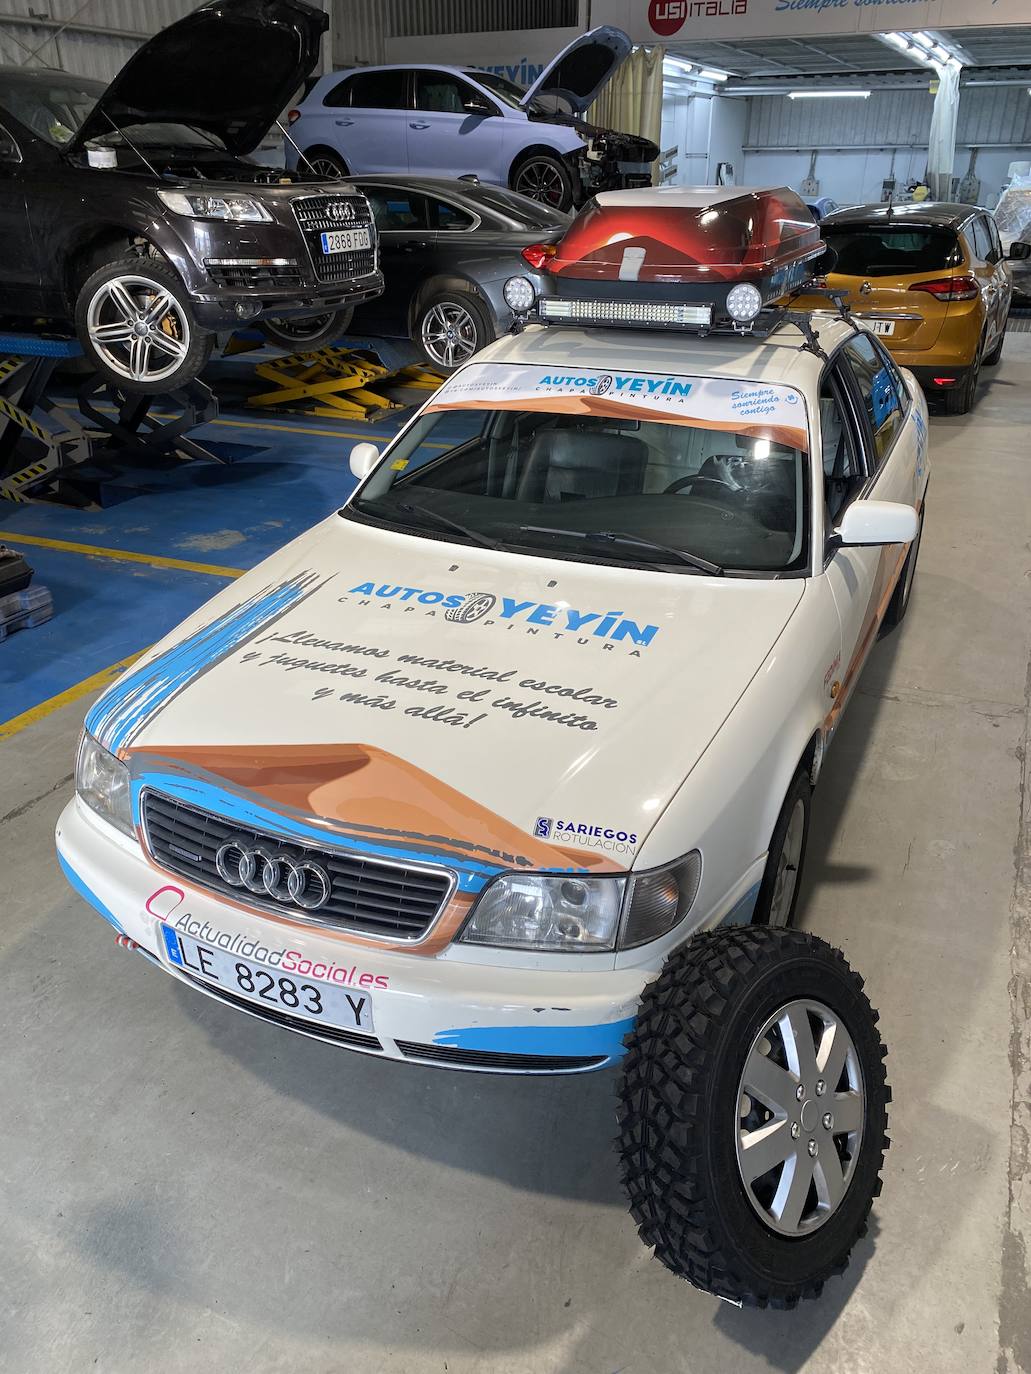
[0,331,225,508]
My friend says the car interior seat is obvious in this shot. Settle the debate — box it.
[515,428,649,503]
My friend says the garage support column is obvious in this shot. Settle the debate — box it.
[926,63,961,201]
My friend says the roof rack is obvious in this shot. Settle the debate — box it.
[699,286,855,360]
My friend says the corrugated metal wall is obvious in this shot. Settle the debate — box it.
[746,85,1031,151]
[0,0,197,79]
[386,1,577,36]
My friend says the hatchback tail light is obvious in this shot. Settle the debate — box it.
[287,108,302,124]
[521,243,557,271]
[909,275,979,301]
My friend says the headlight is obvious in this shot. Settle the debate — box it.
[460,852,701,953]
[157,189,272,223]
[75,731,133,838]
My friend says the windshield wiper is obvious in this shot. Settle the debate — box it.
[390,499,503,551]
[519,526,723,576]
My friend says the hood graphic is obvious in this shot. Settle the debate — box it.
[89,520,804,871]
[70,0,326,156]
[521,26,633,114]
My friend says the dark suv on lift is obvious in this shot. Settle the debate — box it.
[0,0,383,393]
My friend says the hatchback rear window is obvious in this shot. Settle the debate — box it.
[823,226,960,277]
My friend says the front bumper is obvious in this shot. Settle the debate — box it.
[56,798,650,1075]
[191,271,384,330]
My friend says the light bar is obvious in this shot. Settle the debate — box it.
[539,298,713,328]
[787,90,870,100]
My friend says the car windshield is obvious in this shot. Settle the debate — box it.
[346,363,810,575]
[0,71,103,145]
[466,69,549,116]
[823,225,960,277]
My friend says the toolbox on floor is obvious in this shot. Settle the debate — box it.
[0,584,53,642]
[0,543,33,596]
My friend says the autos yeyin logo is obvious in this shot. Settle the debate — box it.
[444,592,497,624]
[593,375,613,396]
[215,839,333,911]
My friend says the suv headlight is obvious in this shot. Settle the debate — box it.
[157,190,272,223]
[76,731,133,838]
[459,853,701,953]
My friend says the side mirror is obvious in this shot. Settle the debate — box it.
[464,98,496,117]
[834,499,918,548]
[1008,240,1031,261]
[349,441,380,480]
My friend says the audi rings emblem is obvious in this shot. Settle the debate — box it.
[215,839,333,911]
[328,200,356,222]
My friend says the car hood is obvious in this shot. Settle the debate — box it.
[69,0,326,157]
[520,26,633,114]
[87,519,804,878]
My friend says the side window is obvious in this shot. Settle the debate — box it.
[871,338,910,417]
[363,189,429,232]
[430,197,475,231]
[968,216,992,265]
[987,215,1003,263]
[820,372,866,527]
[334,70,407,110]
[839,333,903,466]
[415,71,494,115]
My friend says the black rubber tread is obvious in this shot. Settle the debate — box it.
[74,254,212,395]
[751,768,811,927]
[617,926,890,1309]
[259,307,354,351]
[982,329,1004,366]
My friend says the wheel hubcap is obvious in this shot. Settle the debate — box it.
[86,275,189,384]
[421,302,478,368]
[769,798,805,927]
[736,998,865,1236]
[515,160,564,207]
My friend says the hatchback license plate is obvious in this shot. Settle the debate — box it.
[160,926,374,1031]
[866,319,896,336]
[319,227,371,255]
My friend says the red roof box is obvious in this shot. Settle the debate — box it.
[546,185,824,292]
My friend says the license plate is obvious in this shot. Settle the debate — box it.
[319,227,370,255]
[866,319,896,336]
[159,926,374,1031]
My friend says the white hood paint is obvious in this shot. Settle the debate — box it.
[99,517,805,870]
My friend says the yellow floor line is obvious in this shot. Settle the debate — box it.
[83,403,450,447]
[0,649,145,741]
[0,531,245,579]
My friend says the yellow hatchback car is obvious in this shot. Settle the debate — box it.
[797,203,1028,414]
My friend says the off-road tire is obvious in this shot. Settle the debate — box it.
[751,769,812,927]
[74,255,212,395]
[618,926,890,1308]
[259,308,353,352]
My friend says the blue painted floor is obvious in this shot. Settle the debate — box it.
[0,362,434,723]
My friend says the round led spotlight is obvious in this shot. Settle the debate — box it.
[503,275,536,313]
[726,282,763,324]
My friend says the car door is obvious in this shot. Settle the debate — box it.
[323,70,409,174]
[984,213,1012,349]
[350,185,433,334]
[966,215,1006,354]
[409,70,504,182]
[821,333,912,725]
[0,120,45,313]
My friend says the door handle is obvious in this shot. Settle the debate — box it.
[403,240,431,252]
[409,121,431,130]
[334,119,354,126]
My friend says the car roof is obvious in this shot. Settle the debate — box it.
[824,201,979,230]
[473,317,858,394]
[314,63,491,81]
[593,185,786,210]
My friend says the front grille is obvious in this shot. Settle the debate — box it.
[142,791,453,940]
[178,968,383,1050]
[292,194,377,284]
[395,1041,608,1073]
[206,263,303,290]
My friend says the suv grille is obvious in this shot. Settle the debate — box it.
[206,262,303,290]
[292,194,376,284]
[142,791,452,940]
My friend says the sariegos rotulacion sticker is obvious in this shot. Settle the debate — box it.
[426,362,809,453]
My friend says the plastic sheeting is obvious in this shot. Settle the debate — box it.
[995,176,1031,243]
[926,63,960,202]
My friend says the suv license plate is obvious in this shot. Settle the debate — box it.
[160,925,375,1031]
[320,227,371,254]
[866,319,896,336]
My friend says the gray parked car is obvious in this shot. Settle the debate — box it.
[336,175,569,369]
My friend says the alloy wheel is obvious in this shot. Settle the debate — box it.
[768,798,805,927]
[736,998,865,1237]
[308,156,344,178]
[420,301,479,368]
[86,275,190,386]
[514,159,566,207]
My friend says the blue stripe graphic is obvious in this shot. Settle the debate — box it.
[57,852,125,933]
[132,769,504,893]
[86,572,321,754]
[433,1016,635,1060]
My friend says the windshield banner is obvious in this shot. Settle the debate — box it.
[426,363,808,452]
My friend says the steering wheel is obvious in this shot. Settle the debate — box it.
[663,473,737,497]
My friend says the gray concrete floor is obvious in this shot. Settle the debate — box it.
[2,340,1031,1374]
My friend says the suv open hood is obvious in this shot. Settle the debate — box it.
[70,0,326,157]
[520,26,632,114]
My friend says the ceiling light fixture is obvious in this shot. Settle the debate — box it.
[698,68,729,82]
[787,89,871,99]
[663,56,695,74]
